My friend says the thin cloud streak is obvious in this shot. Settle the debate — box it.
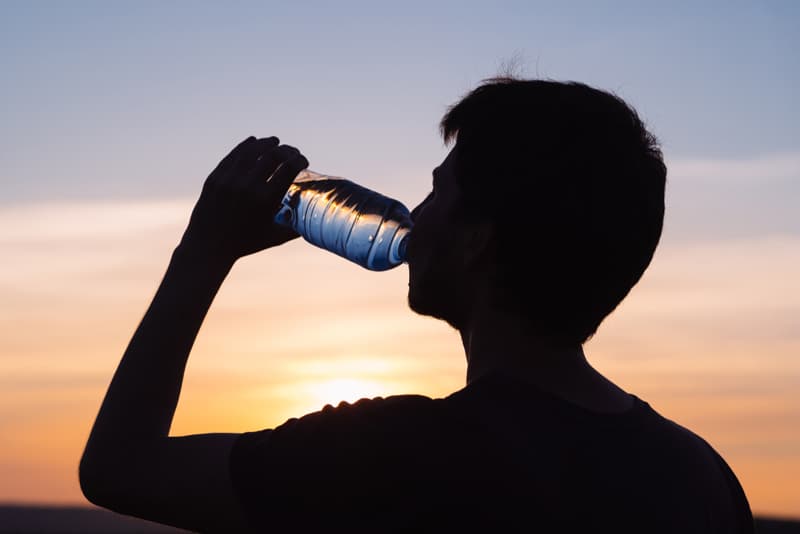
[662,152,800,241]
[0,199,193,243]
[667,151,800,183]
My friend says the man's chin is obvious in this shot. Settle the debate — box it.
[407,291,435,318]
[406,292,426,316]
[407,293,463,330]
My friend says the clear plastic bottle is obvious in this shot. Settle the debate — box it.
[274,170,413,271]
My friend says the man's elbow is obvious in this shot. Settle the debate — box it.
[79,447,122,509]
[79,453,106,506]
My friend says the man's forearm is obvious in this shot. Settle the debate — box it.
[83,246,234,456]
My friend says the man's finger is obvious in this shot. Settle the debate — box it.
[230,137,280,186]
[242,140,287,188]
[206,136,257,186]
[267,146,309,200]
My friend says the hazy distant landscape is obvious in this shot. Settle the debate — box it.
[0,505,189,533]
[0,505,798,533]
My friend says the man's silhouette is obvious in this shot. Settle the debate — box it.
[79,78,754,533]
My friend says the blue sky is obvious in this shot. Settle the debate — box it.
[2,1,798,216]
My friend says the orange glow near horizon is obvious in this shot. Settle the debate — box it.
[0,199,798,519]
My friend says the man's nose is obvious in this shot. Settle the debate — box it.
[410,204,422,222]
[410,193,432,222]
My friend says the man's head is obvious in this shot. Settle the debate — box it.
[406,77,666,346]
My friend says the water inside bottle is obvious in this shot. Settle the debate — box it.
[275,171,412,271]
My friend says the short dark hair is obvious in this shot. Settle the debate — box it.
[441,77,666,346]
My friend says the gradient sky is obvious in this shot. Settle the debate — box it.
[1,0,798,519]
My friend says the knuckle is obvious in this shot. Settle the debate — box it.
[289,155,308,171]
[278,144,299,156]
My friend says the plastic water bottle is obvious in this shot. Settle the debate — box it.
[274,170,413,271]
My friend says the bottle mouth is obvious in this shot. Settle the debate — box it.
[391,231,410,265]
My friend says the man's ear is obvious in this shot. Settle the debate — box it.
[462,219,495,268]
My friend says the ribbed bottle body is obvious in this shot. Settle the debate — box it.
[275,170,412,271]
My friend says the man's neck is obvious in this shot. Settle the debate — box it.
[461,308,633,413]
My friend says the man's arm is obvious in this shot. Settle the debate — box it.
[79,136,307,533]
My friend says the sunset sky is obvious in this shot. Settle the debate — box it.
[1,0,798,519]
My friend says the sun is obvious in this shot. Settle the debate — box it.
[305,377,389,407]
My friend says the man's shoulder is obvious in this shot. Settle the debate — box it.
[235,392,445,454]
[634,399,730,463]
[230,392,456,498]
[277,393,440,430]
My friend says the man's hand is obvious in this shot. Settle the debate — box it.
[179,136,309,264]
